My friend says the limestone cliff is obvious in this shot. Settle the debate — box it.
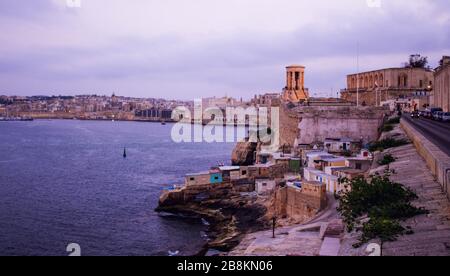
[231,142,257,166]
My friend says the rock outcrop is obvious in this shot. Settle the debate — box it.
[231,142,257,166]
[156,187,269,253]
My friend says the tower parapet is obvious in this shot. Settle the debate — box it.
[282,65,309,102]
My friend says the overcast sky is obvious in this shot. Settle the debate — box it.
[0,0,449,100]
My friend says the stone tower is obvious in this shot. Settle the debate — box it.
[282,65,309,102]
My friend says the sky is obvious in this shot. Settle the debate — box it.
[0,0,449,100]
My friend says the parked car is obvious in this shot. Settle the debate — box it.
[430,107,443,114]
[431,108,443,120]
[433,111,444,121]
[411,111,420,119]
[442,112,450,122]
[423,110,432,119]
[418,110,426,117]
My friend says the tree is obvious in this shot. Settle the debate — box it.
[405,54,429,69]
[336,173,428,248]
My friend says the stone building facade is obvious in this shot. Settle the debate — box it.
[341,67,434,106]
[282,65,309,102]
[274,181,327,222]
[433,56,450,112]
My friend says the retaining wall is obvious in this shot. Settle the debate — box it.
[401,119,450,200]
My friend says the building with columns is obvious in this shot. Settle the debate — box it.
[341,67,434,106]
[282,65,309,102]
[433,56,450,112]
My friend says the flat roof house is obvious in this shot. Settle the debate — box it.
[255,178,277,195]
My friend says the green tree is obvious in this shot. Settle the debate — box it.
[405,54,429,69]
[336,173,428,248]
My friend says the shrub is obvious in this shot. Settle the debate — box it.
[342,150,352,157]
[387,117,400,125]
[382,124,394,132]
[369,138,409,152]
[378,154,396,165]
[337,174,428,248]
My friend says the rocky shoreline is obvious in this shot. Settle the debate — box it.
[155,194,270,255]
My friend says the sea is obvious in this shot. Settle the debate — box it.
[0,120,237,256]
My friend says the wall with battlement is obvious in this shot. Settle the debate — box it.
[279,104,387,147]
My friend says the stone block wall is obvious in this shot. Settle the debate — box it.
[279,104,387,147]
[274,186,325,222]
[401,119,450,200]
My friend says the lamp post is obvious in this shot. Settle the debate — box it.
[272,216,277,239]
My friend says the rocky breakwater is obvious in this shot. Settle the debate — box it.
[155,182,270,254]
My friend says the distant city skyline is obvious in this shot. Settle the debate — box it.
[0,0,449,100]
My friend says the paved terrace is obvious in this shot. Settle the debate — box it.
[228,194,339,256]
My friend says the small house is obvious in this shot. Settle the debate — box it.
[324,138,360,154]
[345,158,372,172]
[304,167,341,194]
[185,171,212,187]
[305,151,334,168]
[315,156,346,171]
[218,166,240,181]
[210,172,223,184]
[255,178,277,195]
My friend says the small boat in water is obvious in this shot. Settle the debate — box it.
[123,148,127,158]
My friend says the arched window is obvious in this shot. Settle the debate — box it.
[379,74,384,87]
[398,74,408,87]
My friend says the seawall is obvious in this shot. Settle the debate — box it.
[401,118,450,200]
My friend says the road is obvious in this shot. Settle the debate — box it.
[402,114,450,156]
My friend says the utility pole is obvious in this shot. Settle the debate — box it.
[356,42,360,107]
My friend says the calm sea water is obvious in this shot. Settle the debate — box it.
[0,120,236,256]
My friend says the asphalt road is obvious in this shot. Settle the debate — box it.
[403,114,450,157]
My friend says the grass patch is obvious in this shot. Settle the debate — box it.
[337,174,428,248]
[387,117,401,125]
[378,154,396,165]
[382,124,394,132]
[369,138,409,152]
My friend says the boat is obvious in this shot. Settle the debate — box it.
[123,148,127,158]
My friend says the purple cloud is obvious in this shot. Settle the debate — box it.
[0,0,449,99]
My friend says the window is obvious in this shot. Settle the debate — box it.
[190,177,195,181]
[214,176,219,180]
[420,80,423,87]
[242,170,247,175]
[262,183,267,187]
[356,163,362,170]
